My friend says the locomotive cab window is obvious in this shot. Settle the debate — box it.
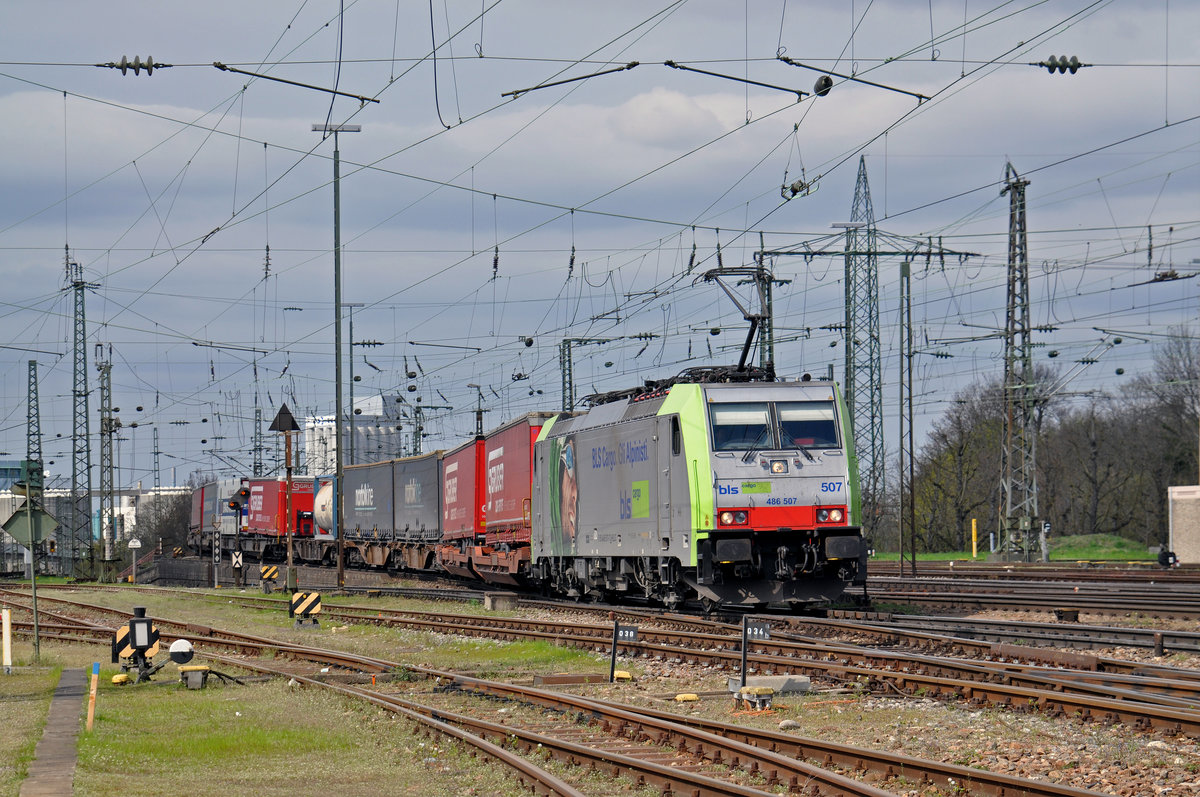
[710,403,772,451]
[778,401,838,448]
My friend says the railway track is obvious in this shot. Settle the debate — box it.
[868,576,1200,618]
[0,586,1118,796]
[868,561,1200,583]
[826,613,1200,656]
[11,585,1200,739]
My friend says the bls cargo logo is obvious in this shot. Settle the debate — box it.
[718,483,739,495]
[619,480,650,520]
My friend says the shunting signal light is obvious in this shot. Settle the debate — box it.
[1036,55,1086,74]
[227,500,241,512]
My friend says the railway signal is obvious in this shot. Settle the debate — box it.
[111,606,161,683]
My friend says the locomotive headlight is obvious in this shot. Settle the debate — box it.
[734,510,748,525]
[829,508,844,523]
[817,508,844,523]
[817,509,829,522]
[720,511,735,525]
[719,510,749,526]
[770,459,787,474]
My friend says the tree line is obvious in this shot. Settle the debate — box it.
[871,330,1198,554]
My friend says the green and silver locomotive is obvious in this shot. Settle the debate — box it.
[531,366,867,610]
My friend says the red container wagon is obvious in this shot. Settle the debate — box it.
[439,437,485,579]
[246,479,314,535]
[187,478,241,555]
[236,478,315,562]
[472,412,556,586]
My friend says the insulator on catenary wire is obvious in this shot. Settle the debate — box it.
[95,55,172,76]
[1034,55,1088,74]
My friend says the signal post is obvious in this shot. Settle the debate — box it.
[269,405,301,592]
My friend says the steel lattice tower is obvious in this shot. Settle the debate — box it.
[253,405,264,476]
[153,427,161,490]
[97,345,116,569]
[1000,162,1037,559]
[67,257,96,578]
[26,359,43,486]
[844,157,884,533]
[560,338,613,412]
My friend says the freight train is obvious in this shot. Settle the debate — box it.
[188,366,867,609]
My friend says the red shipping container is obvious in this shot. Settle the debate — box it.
[245,479,314,537]
[484,413,555,544]
[442,439,485,541]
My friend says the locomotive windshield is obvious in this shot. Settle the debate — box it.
[710,400,839,451]
[778,401,838,448]
[710,403,772,451]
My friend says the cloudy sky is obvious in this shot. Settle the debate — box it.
[1,0,1197,487]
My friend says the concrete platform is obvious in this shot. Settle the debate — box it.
[727,674,811,694]
[20,668,85,797]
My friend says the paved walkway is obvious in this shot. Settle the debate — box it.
[20,668,85,797]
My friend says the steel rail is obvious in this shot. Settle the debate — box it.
[445,676,1109,797]
[0,590,1137,795]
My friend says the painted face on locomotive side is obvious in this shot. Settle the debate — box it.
[559,438,578,542]
[546,435,578,553]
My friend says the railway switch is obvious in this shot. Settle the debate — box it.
[736,685,774,711]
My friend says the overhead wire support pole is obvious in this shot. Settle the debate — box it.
[560,338,616,411]
[96,344,117,580]
[898,260,916,579]
[410,401,452,456]
[313,123,362,591]
[344,302,364,467]
[1000,162,1037,562]
[837,157,884,542]
[66,255,97,580]
[25,359,43,661]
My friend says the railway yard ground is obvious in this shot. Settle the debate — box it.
[4,571,1200,796]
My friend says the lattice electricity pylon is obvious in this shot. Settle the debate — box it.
[252,406,264,477]
[999,162,1038,560]
[843,156,884,535]
[97,344,117,567]
[153,427,161,490]
[67,256,97,578]
[26,360,42,477]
